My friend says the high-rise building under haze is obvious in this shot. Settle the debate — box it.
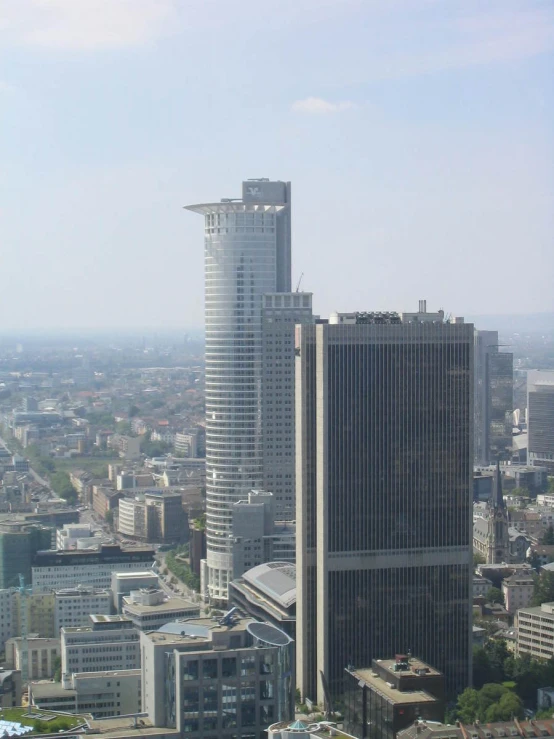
[296,304,474,704]
[474,330,513,465]
[186,179,293,602]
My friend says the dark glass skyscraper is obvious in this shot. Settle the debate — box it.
[473,330,513,464]
[296,307,474,703]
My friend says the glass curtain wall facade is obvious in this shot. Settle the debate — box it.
[296,317,474,703]
[186,180,291,602]
[474,330,513,464]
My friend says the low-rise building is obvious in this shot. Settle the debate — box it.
[5,636,60,679]
[473,575,493,598]
[517,602,554,659]
[111,570,159,613]
[56,524,98,551]
[108,435,141,460]
[502,570,535,614]
[61,615,140,677]
[121,588,199,631]
[31,669,141,718]
[91,487,123,520]
[229,562,296,640]
[344,656,445,739]
[55,586,112,632]
[398,719,554,739]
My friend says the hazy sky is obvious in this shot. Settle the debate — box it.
[1,0,552,330]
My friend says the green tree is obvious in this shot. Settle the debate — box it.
[486,587,505,605]
[485,639,510,684]
[543,525,554,545]
[532,570,554,606]
[474,551,486,567]
[473,646,492,689]
[485,691,524,721]
[50,471,78,503]
[456,688,479,723]
[52,654,61,682]
[129,405,141,417]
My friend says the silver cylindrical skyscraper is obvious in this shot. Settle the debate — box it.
[186,179,291,602]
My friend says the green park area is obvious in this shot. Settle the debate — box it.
[0,707,87,734]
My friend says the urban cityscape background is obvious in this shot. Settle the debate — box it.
[0,2,553,739]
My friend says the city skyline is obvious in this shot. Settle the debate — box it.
[0,1,553,329]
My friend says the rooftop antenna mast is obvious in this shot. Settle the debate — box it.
[295,272,304,292]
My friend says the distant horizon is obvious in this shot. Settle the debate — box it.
[0,310,552,337]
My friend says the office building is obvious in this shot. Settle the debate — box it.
[474,330,513,465]
[121,588,199,630]
[186,178,292,602]
[0,523,52,589]
[229,561,296,640]
[230,492,295,586]
[61,615,140,677]
[344,656,445,739]
[174,430,199,458]
[528,371,554,472]
[517,602,554,659]
[32,544,155,592]
[55,586,112,632]
[296,305,473,703]
[118,490,183,543]
[262,292,314,520]
[31,669,141,718]
[141,614,294,737]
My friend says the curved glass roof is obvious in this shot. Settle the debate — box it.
[242,561,296,608]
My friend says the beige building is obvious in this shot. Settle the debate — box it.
[6,636,60,680]
[502,570,534,615]
[13,591,56,638]
[517,602,554,659]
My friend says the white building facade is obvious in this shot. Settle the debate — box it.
[186,179,292,602]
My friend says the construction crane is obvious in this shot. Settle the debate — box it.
[295,272,304,292]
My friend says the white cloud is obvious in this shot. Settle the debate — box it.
[0,0,178,50]
[291,97,357,114]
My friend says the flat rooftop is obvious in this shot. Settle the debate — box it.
[86,715,180,738]
[375,657,441,679]
[30,681,75,698]
[351,665,439,705]
[147,616,249,645]
[123,597,198,615]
